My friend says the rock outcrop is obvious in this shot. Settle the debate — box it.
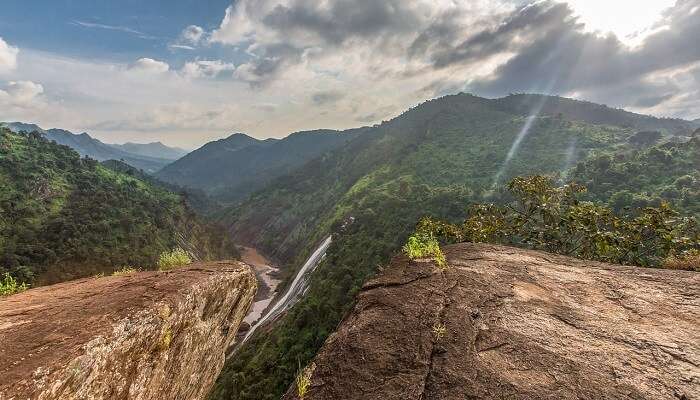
[0,261,256,400]
[283,243,699,400]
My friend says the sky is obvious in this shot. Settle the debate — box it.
[0,0,698,148]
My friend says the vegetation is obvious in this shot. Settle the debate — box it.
[156,130,357,204]
[663,251,700,272]
[411,176,699,267]
[403,232,446,268]
[0,272,28,296]
[432,323,447,341]
[0,128,238,286]
[112,266,137,276]
[295,364,313,399]
[210,94,698,400]
[157,248,193,271]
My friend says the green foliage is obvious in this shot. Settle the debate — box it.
[0,272,28,296]
[157,248,193,271]
[402,232,446,268]
[417,176,700,267]
[0,128,238,285]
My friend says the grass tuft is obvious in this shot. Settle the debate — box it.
[157,248,193,271]
[112,266,138,276]
[295,363,315,398]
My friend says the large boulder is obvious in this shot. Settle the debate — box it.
[0,261,256,400]
[283,243,699,399]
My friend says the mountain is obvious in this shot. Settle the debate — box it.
[109,141,188,160]
[156,130,359,203]
[493,94,698,135]
[0,122,176,173]
[0,127,238,285]
[280,243,699,400]
[210,93,700,400]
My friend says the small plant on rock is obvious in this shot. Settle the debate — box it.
[403,229,447,269]
[157,247,192,271]
[112,266,137,276]
[432,322,447,341]
[0,273,28,296]
[295,362,315,398]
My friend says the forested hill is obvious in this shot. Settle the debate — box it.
[0,128,237,286]
[210,93,699,400]
[156,130,360,204]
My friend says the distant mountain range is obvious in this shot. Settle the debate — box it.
[0,122,187,173]
[156,130,360,203]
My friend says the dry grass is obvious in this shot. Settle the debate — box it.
[662,251,700,272]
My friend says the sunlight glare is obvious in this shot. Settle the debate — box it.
[564,0,675,46]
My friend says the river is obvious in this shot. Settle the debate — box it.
[239,236,332,346]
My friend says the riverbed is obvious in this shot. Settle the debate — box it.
[240,247,281,325]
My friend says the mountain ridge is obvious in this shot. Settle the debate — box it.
[0,122,187,172]
[156,129,360,203]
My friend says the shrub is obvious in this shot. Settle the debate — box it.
[408,176,700,268]
[403,232,447,268]
[0,273,29,296]
[112,266,137,276]
[157,248,193,271]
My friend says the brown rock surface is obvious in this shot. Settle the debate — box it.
[0,261,256,400]
[283,243,699,400]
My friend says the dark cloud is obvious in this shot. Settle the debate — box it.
[311,90,345,105]
[262,0,421,45]
[217,0,700,117]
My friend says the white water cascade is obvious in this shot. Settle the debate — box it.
[239,235,333,345]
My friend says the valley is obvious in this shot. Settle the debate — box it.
[3,2,700,399]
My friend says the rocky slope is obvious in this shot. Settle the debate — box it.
[283,243,699,399]
[0,262,256,400]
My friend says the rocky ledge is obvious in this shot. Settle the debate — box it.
[283,243,699,399]
[0,261,256,400]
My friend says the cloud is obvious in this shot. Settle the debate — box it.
[129,58,170,74]
[170,25,208,51]
[0,80,45,107]
[311,90,345,105]
[181,60,236,79]
[71,20,156,40]
[0,37,19,74]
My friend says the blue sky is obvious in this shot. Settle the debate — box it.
[0,0,237,64]
[0,1,697,148]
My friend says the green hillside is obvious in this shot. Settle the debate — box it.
[156,130,359,204]
[0,128,237,285]
[210,94,699,400]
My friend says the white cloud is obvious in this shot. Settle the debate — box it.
[170,25,207,51]
[0,37,19,74]
[181,60,236,79]
[182,25,205,45]
[129,58,170,74]
[0,80,44,106]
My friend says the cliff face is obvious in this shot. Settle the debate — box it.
[0,262,256,400]
[283,243,700,400]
